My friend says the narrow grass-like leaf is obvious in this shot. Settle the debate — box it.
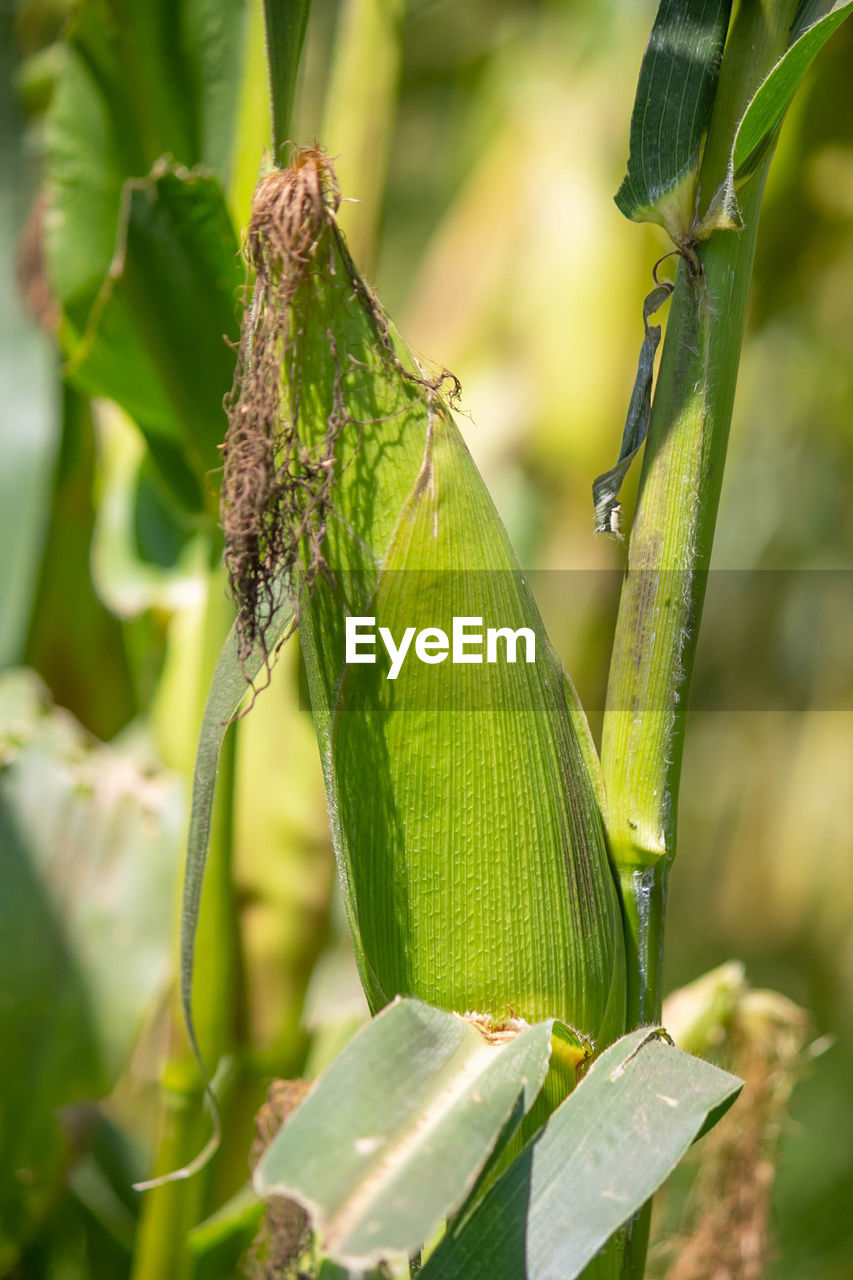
[134,591,293,1188]
[720,1,853,206]
[689,1,853,235]
[65,164,242,514]
[592,282,672,537]
[615,0,733,244]
[422,1028,743,1280]
[254,998,581,1269]
[263,0,312,156]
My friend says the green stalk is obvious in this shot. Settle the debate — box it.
[601,7,802,1278]
[321,0,406,271]
[601,0,801,1031]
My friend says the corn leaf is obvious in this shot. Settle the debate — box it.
[89,403,206,618]
[44,0,248,512]
[0,671,182,1265]
[64,165,242,514]
[253,998,582,1270]
[721,1,853,207]
[0,16,61,665]
[45,0,248,327]
[615,0,733,244]
[421,1028,743,1280]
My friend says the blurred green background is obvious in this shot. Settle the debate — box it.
[1,0,851,1276]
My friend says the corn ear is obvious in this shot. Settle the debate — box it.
[223,151,625,1048]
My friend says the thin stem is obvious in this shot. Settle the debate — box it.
[601,0,801,1032]
[263,0,312,160]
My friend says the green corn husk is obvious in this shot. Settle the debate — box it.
[223,150,625,1053]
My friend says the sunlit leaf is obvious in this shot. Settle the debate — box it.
[728,1,853,188]
[254,998,582,1270]
[45,0,249,326]
[90,401,208,618]
[64,164,242,513]
[615,0,734,243]
[263,0,312,156]
[422,1028,743,1280]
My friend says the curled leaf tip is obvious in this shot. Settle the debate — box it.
[593,280,673,538]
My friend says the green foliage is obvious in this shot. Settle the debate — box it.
[263,0,312,156]
[616,0,853,244]
[421,1028,742,1280]
[254,999,576,1269]
[614,0,733,243]
[45,0,247,322]
[723,0,853,202]
[0,4,61,667]
[0,671,181,1269]
[3,0,853,1275]
[253,1005,741,1279]
[225,163,625,1043]
[44,0,248,513]
[164,593,294,1183]
[63,165,243,515]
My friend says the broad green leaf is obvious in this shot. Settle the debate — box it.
[615,0,734,244]
[254,998,581,1270]
[0,670,182,1266]
[727,1,853,193]
[23,390,139,739]
[43,0,249,512]
[0,14,61,665]
[225,158,625,1045]
[45,0,249,327]
[90,402,207,619]
[422,1028,743,1280]
[64,164,243,514]
[187,0,254,179]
